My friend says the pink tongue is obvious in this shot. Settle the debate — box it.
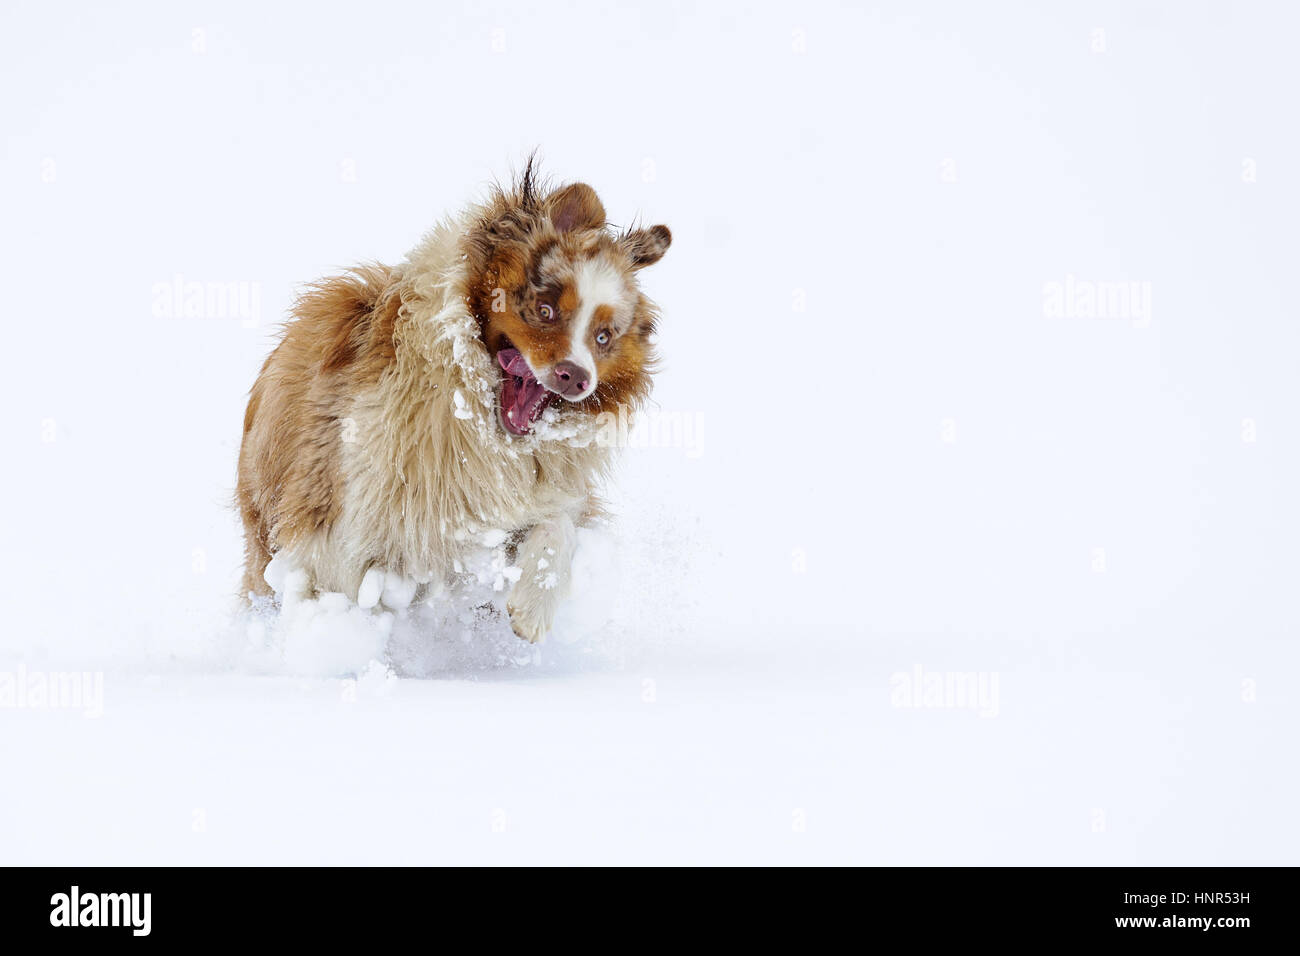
[498,348,533,377]
[497,348,547,428]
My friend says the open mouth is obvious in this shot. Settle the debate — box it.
[496,347,555,436]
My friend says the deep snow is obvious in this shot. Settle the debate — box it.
[2,1,1298,864]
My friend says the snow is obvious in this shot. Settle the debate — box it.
[452,389,473,420]
[550,528,619,644]
[356,567,384,610]
[379,572,419,611]
[2,2,1298,864]
[277,594,387,678]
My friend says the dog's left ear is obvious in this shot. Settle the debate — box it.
[621,225,672,269]
[547,183,606,233]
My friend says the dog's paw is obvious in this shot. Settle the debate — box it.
[506,599,552,644]
[506,514,576,644]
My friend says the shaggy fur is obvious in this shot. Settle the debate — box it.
[236,165,670,641]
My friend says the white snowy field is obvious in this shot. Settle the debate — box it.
[2,1,1298,865]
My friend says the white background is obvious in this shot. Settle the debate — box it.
[1,1,1296,864]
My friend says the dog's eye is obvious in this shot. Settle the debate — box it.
[596,329,611,346]
[538,304,555,322]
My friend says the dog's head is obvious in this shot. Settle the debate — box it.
[466,164,671,437]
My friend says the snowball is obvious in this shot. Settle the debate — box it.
[357,567,384,610]
[263,552,292,593]
[381,572,418,609]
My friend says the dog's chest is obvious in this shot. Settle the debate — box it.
[337,402,595,577]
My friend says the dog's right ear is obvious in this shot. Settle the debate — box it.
[546,183,607,233]
[621,224,672,269]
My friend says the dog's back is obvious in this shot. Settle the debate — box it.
[236,265,398,597]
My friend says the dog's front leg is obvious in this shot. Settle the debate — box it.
[506,513,577,643]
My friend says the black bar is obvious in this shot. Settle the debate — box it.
[2,867,1284,944]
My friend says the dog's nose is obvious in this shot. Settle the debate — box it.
[551,361,592,398]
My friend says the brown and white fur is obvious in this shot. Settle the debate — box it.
[235,164,671,642]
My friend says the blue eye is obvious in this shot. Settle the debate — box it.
[596,329,611,346]
[538,304,555,321]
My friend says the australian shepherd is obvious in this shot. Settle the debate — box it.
[235,162,671,642]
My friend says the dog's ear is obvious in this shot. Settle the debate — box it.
[621,225,672,269]
[547,183,606,233]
